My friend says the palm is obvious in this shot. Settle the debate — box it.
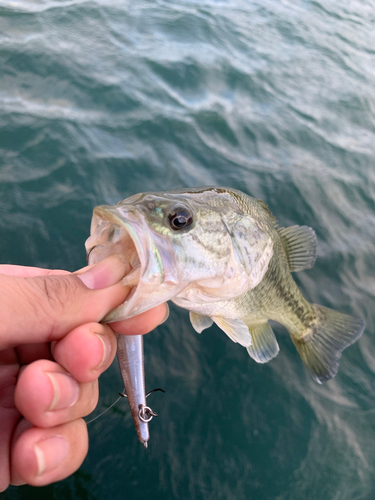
[0,348,22,485]
[0,342,55,485]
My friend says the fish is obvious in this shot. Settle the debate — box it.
[86,186,365,442]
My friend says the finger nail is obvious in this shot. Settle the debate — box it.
[94,334,112,369]
[160,303,170,325]
[46,372,80,411]
[34,436,69,476]
[77,254,129,290]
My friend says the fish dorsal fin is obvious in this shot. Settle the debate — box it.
[189,311,213,333]
[246,322,279,363]
[256,199,278,227]
[278,225,317,272]
[212,317,252,347]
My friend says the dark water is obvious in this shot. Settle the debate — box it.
[1,0,375,498]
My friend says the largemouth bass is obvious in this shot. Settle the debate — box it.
[86,187,365,441]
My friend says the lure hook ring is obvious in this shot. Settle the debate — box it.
[138,404,158,423]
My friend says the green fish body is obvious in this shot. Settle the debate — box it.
[86,186,365,384]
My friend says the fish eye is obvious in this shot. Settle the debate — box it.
[168,207,194,231]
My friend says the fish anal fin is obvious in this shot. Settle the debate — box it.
[278,225,317,272]
[189,311,213,333]
[246,322,279,363]
[292,305,365,383]
[212,317,252,347]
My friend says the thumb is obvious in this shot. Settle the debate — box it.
[0,255,130,350]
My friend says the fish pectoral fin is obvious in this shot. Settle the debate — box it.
[212,317,252,347]
[278,225,317,272]
[189,311,213,333]
[245,322,279,363]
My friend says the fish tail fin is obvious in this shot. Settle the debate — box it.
[292,305,365,384]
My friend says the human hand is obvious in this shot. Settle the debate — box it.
[0,256,168,491]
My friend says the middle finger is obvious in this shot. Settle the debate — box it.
[51,322,117,383]
[14,360,98,428]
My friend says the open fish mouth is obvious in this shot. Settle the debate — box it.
[85,204,183,323]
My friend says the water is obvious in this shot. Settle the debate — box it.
[1,0,374,498]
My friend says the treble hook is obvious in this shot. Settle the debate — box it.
[119,388,165,423]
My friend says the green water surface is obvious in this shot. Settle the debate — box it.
[1,0,375,499]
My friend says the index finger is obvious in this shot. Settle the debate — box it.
[109,303,169,336]
[0,266,71,278]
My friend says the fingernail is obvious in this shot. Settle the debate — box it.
[160,303,170,325]
[94,334,112,369]
[34,436,69,476]
[46,372,80,411]
[77,254,129,290]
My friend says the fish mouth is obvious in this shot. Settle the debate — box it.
[85,204,182,323]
